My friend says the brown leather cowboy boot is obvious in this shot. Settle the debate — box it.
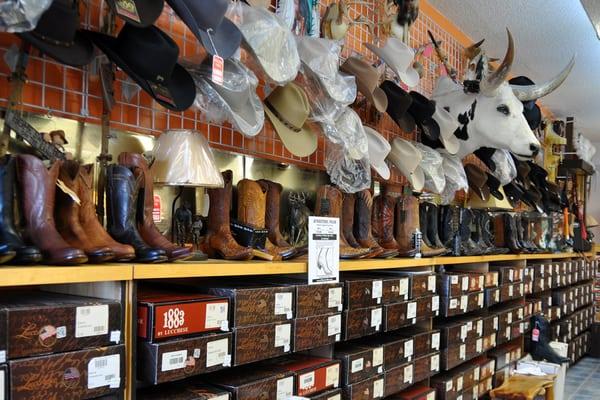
[342,193,360,248]
[54,161,114,263]
[372,194,400,252]
[118,152,192,261]
[237,179,295,260]
[202,170,253,260]
[16,155,88,265]
[76,164,136,262]
[314,185,370,259]
[354,190,397,258]
[258,179,294,249]
[395,195,418,257]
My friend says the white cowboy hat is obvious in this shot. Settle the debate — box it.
[365,38,420,88]
[387,137,425,191]
[364,126,391,180]
[414,142,446,194]
[432,105,460,155]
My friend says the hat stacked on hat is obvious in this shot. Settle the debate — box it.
[414,142,445,194]
[465,163,490,201]
[387,137,425,191]
[439,152,468,204]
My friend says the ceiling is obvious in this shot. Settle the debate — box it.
[428,0,600,140]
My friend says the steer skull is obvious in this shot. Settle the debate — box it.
[432,30,575,160]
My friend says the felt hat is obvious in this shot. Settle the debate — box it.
[340,57,388,112]
[380,80,415,132]
[365,37,420,87]
[387,137,425,191]
[364,126,391,180]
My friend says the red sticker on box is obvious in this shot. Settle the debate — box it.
[212,55,224,86]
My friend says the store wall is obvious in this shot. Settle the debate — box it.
[586,141,600,238]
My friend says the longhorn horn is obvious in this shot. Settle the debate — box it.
[511,55,576,101]
[480,29,514,96]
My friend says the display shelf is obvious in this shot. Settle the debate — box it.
[0,264,133,287]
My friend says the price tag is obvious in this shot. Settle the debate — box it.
[328,314,342,337]
[372,347,384,367]
[351,358,364,373]
[505,326,511,340]
[76,305,109,338]
[450,298,458,309]
[206,338,229,367]
[404,365,413,383]
[462,276,469,291]
[88,354,120,389]
[407,302,417,319]
[479,276,484,288]
[494,316,499,330]
[494,290,500,302]
[212,55,225,86]
[476,338,483,353]
[399,278,409,299]
[275,292,293,317]
[373,378,384,398]
[432,296,439,312]
[457,376,464,391]
[477,320,483,336]
[372,280,383,299]
[446,381,453,392]
[326,364,339,388]
[404,339,414,358]
[509,269,514,281]
[432,332,440,350]
[508,285,514,297]
[451,275,459,284]
[206,302,229,329]
[460,295,468,311]
[275,323,291,350]
[474,367,480,381]
[507,312,513,324]
[328,287,343,310]
[276,377,294,400]
[478,293,484,307]
[428,275,436,292]
[460,324,468,341]
[371,308,382,330]
[459,344,466,360]
[431,354,439,371]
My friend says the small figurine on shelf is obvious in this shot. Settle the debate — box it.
[174,200,193,247]
[191,215,203,251]
[48,130,73,160]
[288,191,310,247]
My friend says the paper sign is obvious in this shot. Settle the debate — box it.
[308,217,340,284]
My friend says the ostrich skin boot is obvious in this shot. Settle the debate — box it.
[315,185,370,259]
[76,164,135,262]
[106,165,167,263]
[354,190,396,258]
[16,155,88,265]
[258,179,294,249]
[0,155,40,264]
[399,195,446,257]
[372,194,400,252]
[54,161,114,263]
[237,179,295,260]
[341,193,361,248]
[202,170,253,260]
[118,152,192,261]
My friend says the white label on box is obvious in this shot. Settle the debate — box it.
[326,364,339,387]
[328,287,343,309]
[494,290,500,302]
[88,354,120,389]
[432,296,439,312]
[461,295,468,311]
[507,313,513,324]
[477,320,483,336]
[220,320,229,331]
[0,370,3,400]
[110,330,120,344]
[56,326,67,339]
[518,309,524,319]
[474,367,480,381]
[431,354,439,371]
[462,276,469,291]
[494,317,499,330]
[450,298,458,309]
[299,372,315,390]
[371,308,382,329]
[508,285,514,297]
[351,358,364,373]
[407,302,417,319]
[461,324,468,341]
[328,314,342,336]
[404,339,414,357]
[206,338,229,367]
[193,348,201,358]
[427,393,435,400]
[491,335,497,347]
[457,376,463,391]
[432,332,440,350]
[548,277,552,287]
[505,353,510,364]
[473,386,479,398]
[478,293,484,307]
[373,347,384,366]
[399,278,409,298]
[548,297,552,306]
[161,350,187,372]
[205,302,228,329]
[373,378,384,398]
[428,275,436,292]
[372,280,383,299]
[328,395,341,400]
[276,377,294,400]
[446,380,453,392]
[476,338,483,353]
[519,283,524,294]
[223,355,231,367]
[76,305,108,338]
[505,326,511,339]
[0,351,5,363]
[459,344,466,360]
[275,292,293,316]
[451,275,458,284]
[479,276,484,288]
[404,365,413,383]
[467,321,473,331]
[275,323,291,348]
[509,269,514,281]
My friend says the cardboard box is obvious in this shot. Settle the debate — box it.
[266,355,340,397]
[294,313,342,351]
[358,334,413,370]
[334,343,382,385]
[413,352,440,382]
[383,295,439,331]
[138,291,228,342]
[395,328,441,358]
[436,316,483,347]
[0,291,121,359]
[437,273,484,296]
[138,332,232,384]
[309,388,342,400]
[343,374,385,400]
[137,383,231,400]
[390,384,436,400]
[342,275,410,309]
[0,364,6,400]
[208,365,294,400]
[343,306,383,340]
[9,345,124,400]
[233,321,294,366]
[384,362,413,396]
[439,291,484,317]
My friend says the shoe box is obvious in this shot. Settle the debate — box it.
[383,295,439,331]
[357,334,414,370]
[437,273,485,297]
[294,313,342,351]
[308,388,342,400]
[233,320,294,365]
[264,355,341,397]
[394,328,440,359]
[342,306,384,340]
[334,343,383,385]
[489,265,524,285]
[439,291,485,317]
[384,362,414,396]
[487,342,522,371]
[137,383,231,400]
[431,362,481,400]
[207,365,295,400]
[412,351,440,383]
[341,275,410,310]
[343,373,385,400]
[390,384,436,400]
[9,344,125,400]
[0,364,6,400]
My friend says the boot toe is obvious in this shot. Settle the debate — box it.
[85,247,115,263]
[136,248,168,263]
[13,246,43,264]
[45,248,88,265]
[167,246,193,261]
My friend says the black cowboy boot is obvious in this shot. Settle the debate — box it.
[106,165,167,263]
[0,155,40,264]
[481,211,509,254]
[419,203,435,249]
[426,203,449,254]
[472,210,495,255]
[459,209,480,256]
[530,315,570,364]
[439,205,461,255]
[504,213,523,253]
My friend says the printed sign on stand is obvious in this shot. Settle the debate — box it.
[308,216,339,285]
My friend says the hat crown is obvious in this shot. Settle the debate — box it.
[266,83,309,130]
[117,25,179,83]
[342,57,379,92]
[33,0,79,44]
[408,91,436,121]
[465,164,487,188]
[177,0,228,31]
[209,60,253,110]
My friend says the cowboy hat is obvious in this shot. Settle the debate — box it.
[191,57,264,137]
[504,181,525,207]
[387,137,425,191]
[380,80,415,132]
[407,91,439,141]
[340,57,388,112]
[296,36,356,105]
[365,38,420,88]
[166,0,242,59]
[486,172,504,200]
[18,0,93,67]
[509,76,542,130]
[106,0,164,27]
[84,24,195,111]
[431,105,460,155]
[236,2,299,85]
[465,163,490,201]
[264,82,317,157]
[364,126,391,180]
[414,142,446,194]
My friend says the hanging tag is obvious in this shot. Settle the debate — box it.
[57,179,81,205]
[114,0,141,23]
[212,55,225,86]
[532,328,540,342]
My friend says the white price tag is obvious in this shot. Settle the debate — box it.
[494,317,499,330]
[462,276,469,292]
[450,298,458,309]
[474,367,480,381]
[477,320,483,336]
[405,339,414,357]
[328,287,343,309]
[451,275,459,284]
[404,364,413,383]
[206,338,229,367]
[372,280,383,299]
[110,330,121,344]
[161,350,187,372]
[507,312,513,324]
[276,377,294,400]
[56,326,67,339]
[432,332,440,350]
[299,372,315,390]
[505,353,510,364]
[205,302,229,329]
[432,296,439,312]
[371,308,382,329]
[459,344,466,360]
[428,275,436,292]
[508,269,514,281]
[326,364,339,387]
[478,293,484,307]
[193,348,201,358]
[399,278,409,299]
[461,324,468,341]
[446,380,453,392]
[461,295,468,311]
[457,376,464,391]
[88,354,120,389]
[373,347,384,367]
[431,354,439,371]
[0,351,5,363]
[508,285,514,297]
[328,314,342,337]
[328,395,341,400]
[351,358,364,373]
[275,324,291,349]
[373,378,384,398]
[275,292,293,316]
[494,290,500,302]
[76,305,109,338]
[479,276,484,288]
[476,338,483,353]
[505,326,511,339]
[407,302,417,319]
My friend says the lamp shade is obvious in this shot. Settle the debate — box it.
[150,130,224,187]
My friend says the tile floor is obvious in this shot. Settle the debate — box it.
[565,357,600,399]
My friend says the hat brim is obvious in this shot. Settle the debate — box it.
[358,81,388,112]
[440,134,460,155]
[107,0,164,27]
[265,106,317,158]
[409,167,425,192]
[371,160,390,180]
[470,185,490,201]
[84,30,195,111]
[18,31,94,67]
[398,69,420,88]
[419,119,440,141]
[198,18,243,59]
[206,80,264,137]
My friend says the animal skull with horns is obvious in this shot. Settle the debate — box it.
[432,29,575,160]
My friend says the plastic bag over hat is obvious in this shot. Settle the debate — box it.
[439,151,468,205]
[491,149,517,186]
[151,130,224,188]
[414,142,445,194]
[0,0,51,32]
[325,141,371,194]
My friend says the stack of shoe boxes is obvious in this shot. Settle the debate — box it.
[1,291,124,399]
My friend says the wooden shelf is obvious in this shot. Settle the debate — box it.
[0,264,133,287]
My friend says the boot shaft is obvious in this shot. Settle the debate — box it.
[118,152,154,215]
[260,179,283,231]
[0,156,17,225]
[106,164,139,235]
[16,155,60,225]
[315,185,342,218]
[341,193,359,247]
[354,190,373,240]
[396,194,419,240]
[237,179,268,228]
[207,170,233,232]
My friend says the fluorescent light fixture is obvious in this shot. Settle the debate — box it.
[581,0,600,39]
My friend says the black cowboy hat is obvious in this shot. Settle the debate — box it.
[380,80,415,132]
[84,24,195,111]
[166,0,242,59]
[503,181,525,207]
[107,0,164,27]
[407,91,440,141]
[17,0,93,67]
[473,147,498,171]
[509,76,542,130]
[486,172,504,200]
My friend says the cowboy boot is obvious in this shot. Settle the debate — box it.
[118,152,193,261]
[395,195,418,257]
[202,171,253,260]
[0,156,40,264]
[494,214,506,248]
[237,179,295,260]
[504,213,523,253]
[481,211,509,254]
[426,203,449,253]
[106,165,167,263]
[515,214,532,253]
[76,164,136,262]
[372,194,401,254]
[354,190,397,258]
[54,161,114,263]
[530,315,570,364]
[459,208,480,256]
[16,155,88,265]
[342,193,361,248]
[315,185,370,259]
[403,195,446,257]
[439,205,461,255]
[258,179,296,251]
[471,210,493,255]
[419,203,436,249]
